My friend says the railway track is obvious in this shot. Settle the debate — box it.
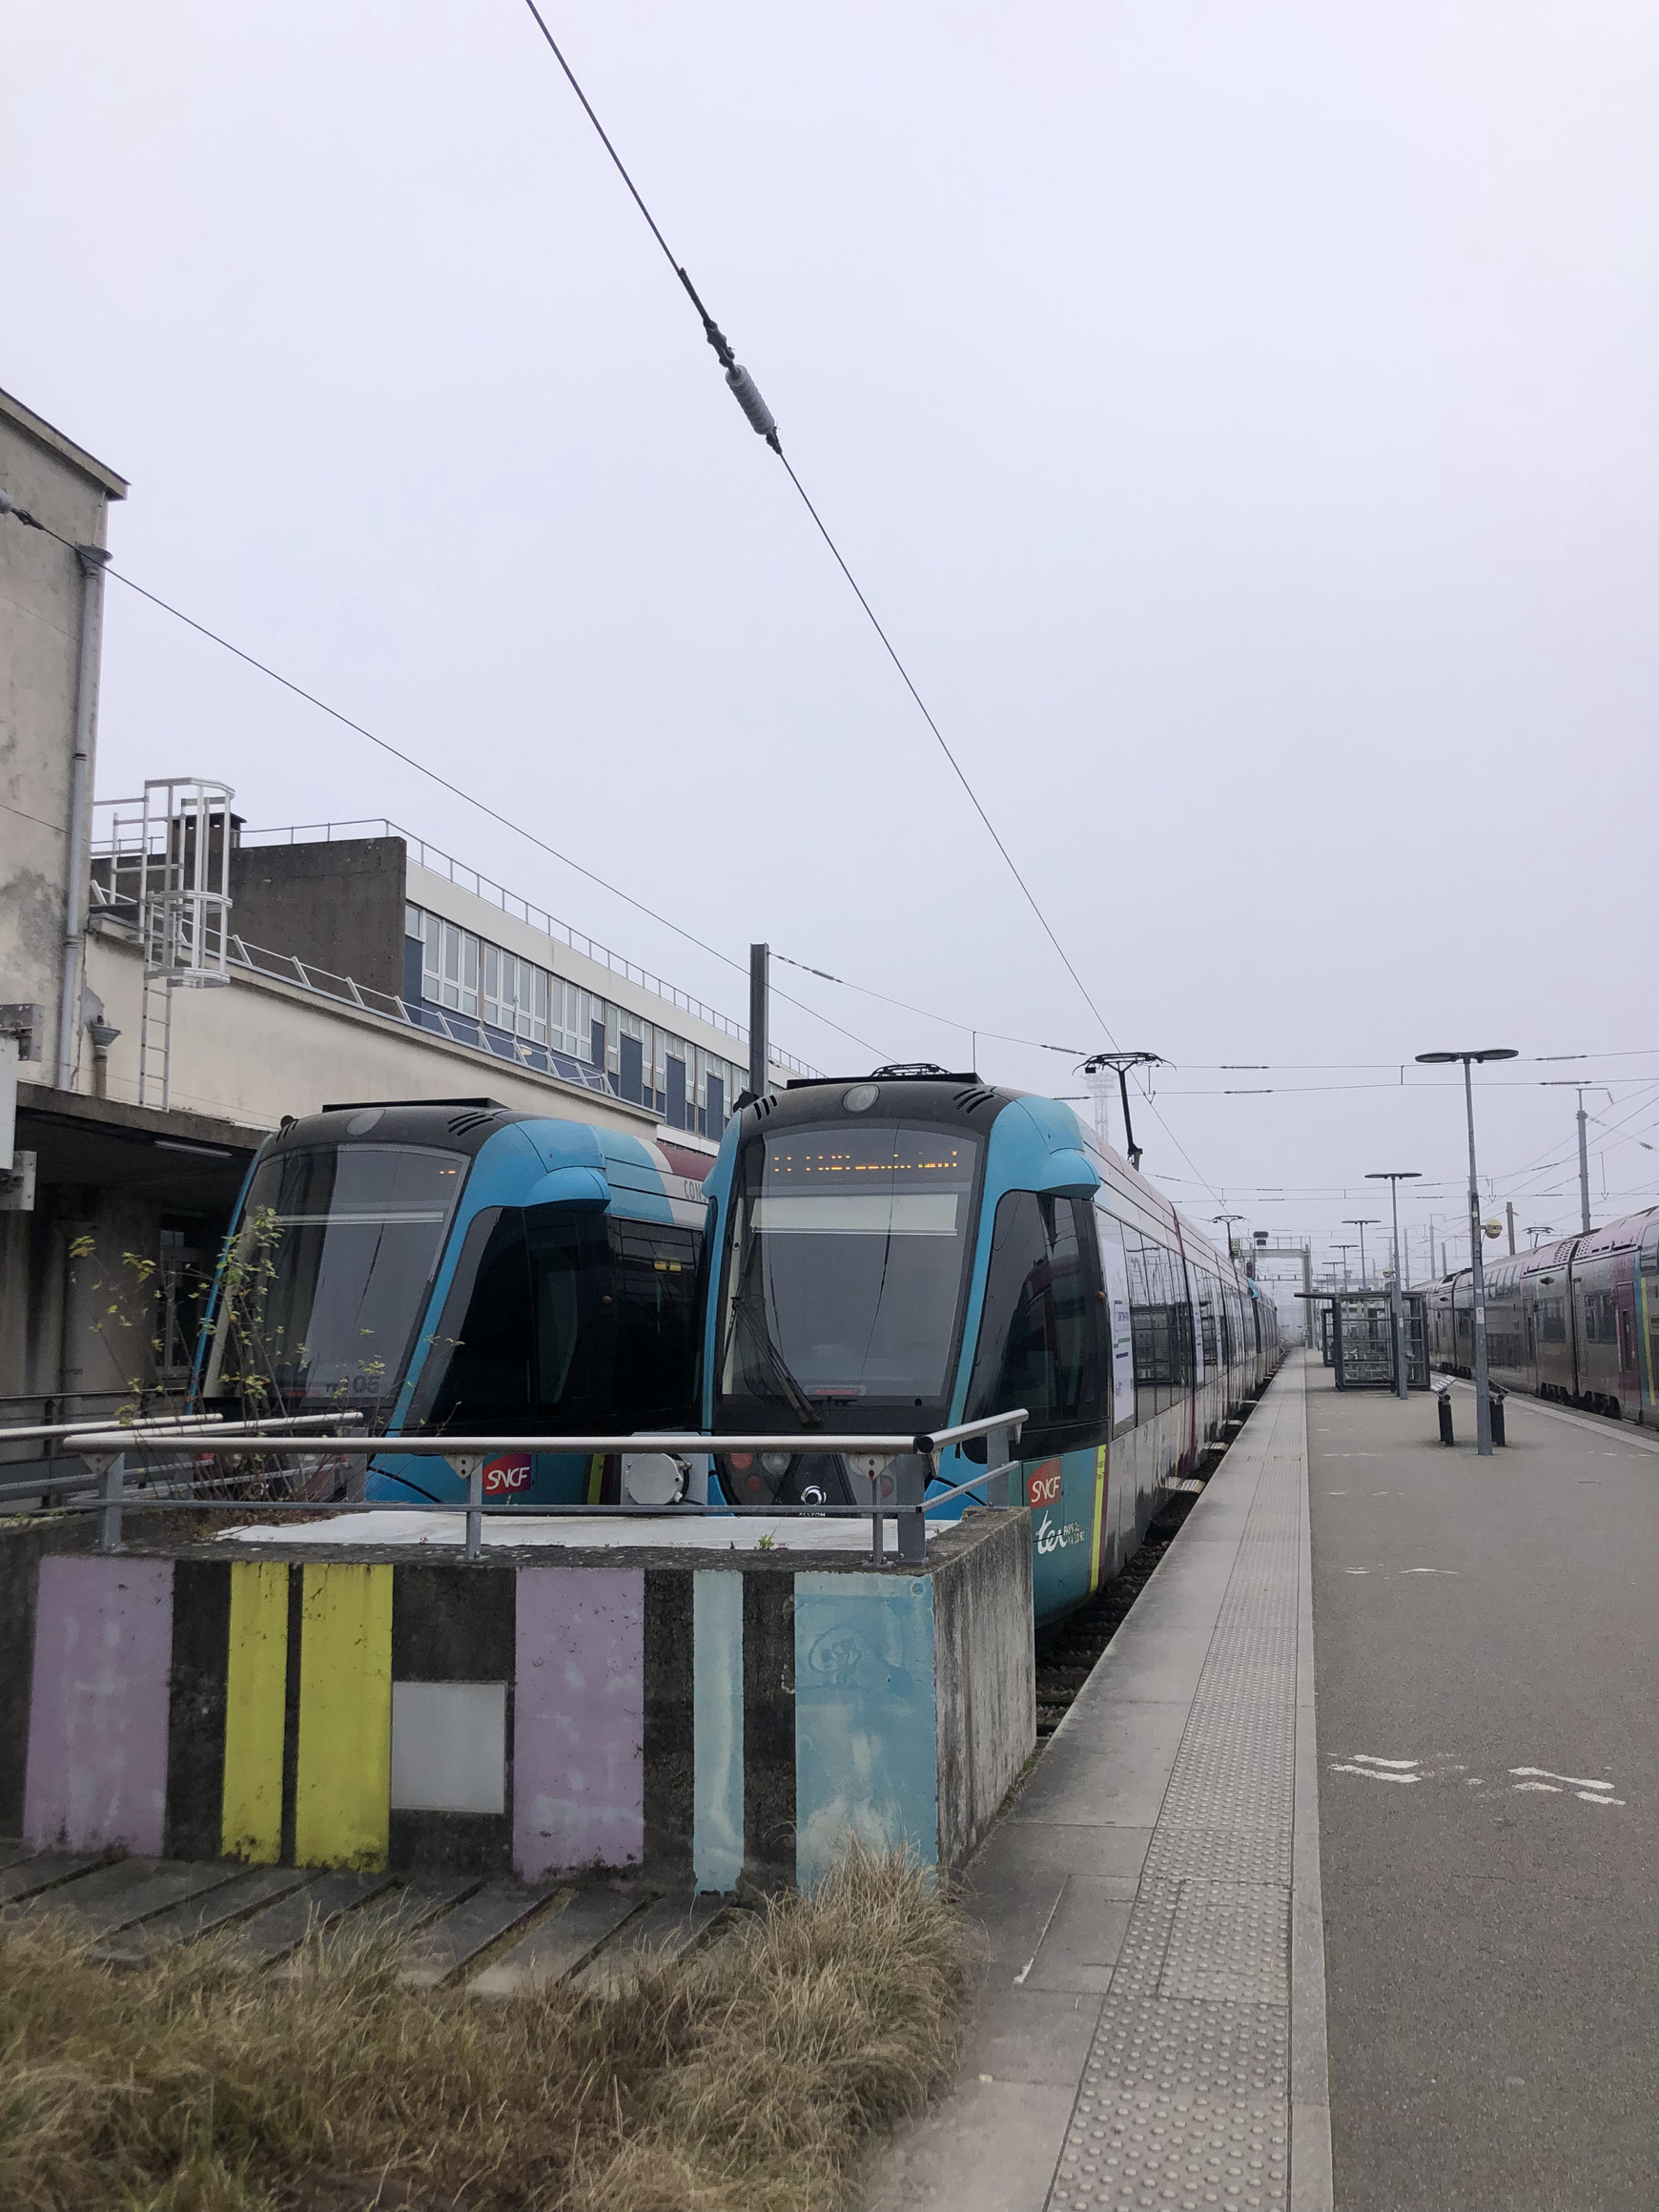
[1031,1390,1270,1741]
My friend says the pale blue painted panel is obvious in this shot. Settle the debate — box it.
[793,1570,938,1889]
[692,1571,745,1893]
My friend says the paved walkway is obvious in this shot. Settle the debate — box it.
[870,1358,1327,2212]
[1311,1365,1659,2209]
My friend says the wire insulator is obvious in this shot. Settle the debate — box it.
[726,363,778,442]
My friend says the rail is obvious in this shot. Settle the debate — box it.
[52,1412,1031,1566]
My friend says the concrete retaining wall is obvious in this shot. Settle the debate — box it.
[2,1513,1033,1891]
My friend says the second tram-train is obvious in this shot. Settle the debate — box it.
[1425,1204,1659,1423]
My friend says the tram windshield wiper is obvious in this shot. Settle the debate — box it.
[724,1282,825,1429]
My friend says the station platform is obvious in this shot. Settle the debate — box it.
[870,1352,1659,2212]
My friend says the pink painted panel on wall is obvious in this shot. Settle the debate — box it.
[23,1555,174,1854]
[513,1566,644,1879]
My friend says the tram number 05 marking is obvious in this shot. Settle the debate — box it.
[481,1455,533,1496]
[1028,1465,1063,1508]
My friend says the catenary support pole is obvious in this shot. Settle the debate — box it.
[1577,1091,1592,1235]
[748,942,770,1101]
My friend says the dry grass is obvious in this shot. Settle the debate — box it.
[0,1846,973,2212]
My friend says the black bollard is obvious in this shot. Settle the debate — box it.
[1489,1389,1506,1447]
[1437,1388,1455,1446]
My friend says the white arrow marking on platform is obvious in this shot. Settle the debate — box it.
[1513,1781,1561,1792]
[1576,1792,1626,1805]
[1329,1763,1420,1783]
[1510,1767,1614,1791]
[1400,1567,1461,1575]
[1351,1755,1420,1768]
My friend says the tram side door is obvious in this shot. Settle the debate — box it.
[1616,1254,1641,1419]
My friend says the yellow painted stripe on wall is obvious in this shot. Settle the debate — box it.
[220,1561,291,1863]
[294,1562,393,1870]
[1089,1445,1107,1594]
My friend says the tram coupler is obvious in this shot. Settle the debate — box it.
[1437,1388,1454,1446]
[1488,1388,1506,1447]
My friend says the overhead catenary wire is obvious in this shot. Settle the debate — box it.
[0,495,890,1066]
[511,4,1126,1060]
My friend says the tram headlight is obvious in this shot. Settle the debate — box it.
[761,1451,792,1477]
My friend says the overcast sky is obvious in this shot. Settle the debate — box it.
[6,0,1657,1297]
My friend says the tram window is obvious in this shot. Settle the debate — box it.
[409,1208,701,1434]
[206,1142,467,1418]
[1198,1284,1219,1369]
[964,1191,1106,1454]
[1583,1289,1617,1344]
[605,1219,702,1423]
[1126,1234,1187,1412]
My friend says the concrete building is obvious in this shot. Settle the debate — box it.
[0,389,125,1091]
[0,390,807,1457]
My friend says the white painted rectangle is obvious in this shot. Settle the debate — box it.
[390,1681,507,1813]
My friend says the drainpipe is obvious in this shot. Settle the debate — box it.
[55,543,113,1091]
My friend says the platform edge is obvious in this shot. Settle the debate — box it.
[1289,1355,1334,2212]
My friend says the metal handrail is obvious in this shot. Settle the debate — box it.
[55,1411,1029,1565]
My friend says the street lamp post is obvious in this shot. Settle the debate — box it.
[1212,1213,1245,1259]
[1417,1048,1519,1456]
[1342,1219,1381,1289]
[1332,1242,1357,1291]
[1367,1171,1423,1401]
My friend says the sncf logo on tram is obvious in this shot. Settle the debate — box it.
[1027,1464,1063,1507]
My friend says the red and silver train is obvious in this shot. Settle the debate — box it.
[1424,1205,1659,1423]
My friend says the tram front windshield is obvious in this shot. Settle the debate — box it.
[718,1121,981,1425]
[204,1143,467,1417]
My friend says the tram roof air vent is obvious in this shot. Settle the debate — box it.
[447,1107,504,1136]
[952,1085,996,1112]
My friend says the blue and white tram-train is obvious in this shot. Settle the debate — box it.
[1425,1204,1659,1424]
[195,1098,709,1505]
[698,1069,1282,1629]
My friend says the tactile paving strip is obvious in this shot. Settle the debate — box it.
[1047,1392,1303,2212]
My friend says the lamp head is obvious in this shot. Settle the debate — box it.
[1416,1048,1518,1065]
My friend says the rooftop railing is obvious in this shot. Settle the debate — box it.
[91,804,818,1079]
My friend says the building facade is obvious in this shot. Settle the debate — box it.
[0,390,805,1463]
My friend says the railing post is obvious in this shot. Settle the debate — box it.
[94,1451,125,1553]
[895,1452,927,1566]
[986,1423,1013,1509]
[453,1455,483,1559]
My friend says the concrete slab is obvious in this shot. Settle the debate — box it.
[468,1885,646,1997]
[957,1983,1105,2087]
[568,1890,727,1994]
[1005,1706,1194,1829]
[397,1877,560,1989]
[0,1851,96,1904]
[1012,1880,1133,1995]
[866,2079,1083,2212]
[96,1864,311,1963]
[10,1854,237,1936]
[227,1870,396,1965]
